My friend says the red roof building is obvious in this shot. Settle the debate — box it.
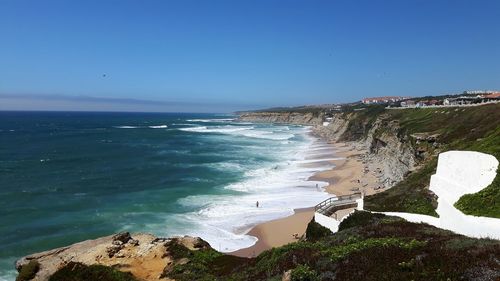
[483,93,500,99]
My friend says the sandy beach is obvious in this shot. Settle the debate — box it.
[230,141,382,257]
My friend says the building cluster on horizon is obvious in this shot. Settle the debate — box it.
[463,90,499,95]
[399,92,500,108]
[361,96,409,105]
[442,92,500,106]
[360,90,500,109]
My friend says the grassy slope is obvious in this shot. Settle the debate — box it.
[454,127,500,217]
[162,212,499,281]
[41,105,500,281]
[45,214,499,281]
[359,103,500,218]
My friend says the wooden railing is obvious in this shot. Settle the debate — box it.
[314,192,362,217]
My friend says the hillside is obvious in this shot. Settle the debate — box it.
[15,104,500,281]
[29,212,500,281]
[240,103,500,218]
[163,212,499,281]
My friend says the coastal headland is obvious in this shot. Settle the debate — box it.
[14,103,500,280]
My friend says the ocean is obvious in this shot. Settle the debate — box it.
[0,111,336,280]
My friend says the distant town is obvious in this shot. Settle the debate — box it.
[240,90,500,118]
[361,90,500,108]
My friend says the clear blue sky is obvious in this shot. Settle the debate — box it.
[1,0,499,112]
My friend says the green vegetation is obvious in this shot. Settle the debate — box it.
[454,127,500,217]
[16,260,39,281]
[245,106,327,117]
[337,211,397,231]
[165,238,231,281]
[340,105,386,140]
[305,219,332,242]
[324,237,426,262]
[162,211,500,281]
[242,103,500,216]
[49,262,137,281]
[365,159,439,216]
[290,264,319,281]
[355,103,500,217]
[40,104,500,281]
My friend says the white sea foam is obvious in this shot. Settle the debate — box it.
[240,131,295,140]
[184,126,253,133]
[165,129,336,253]
[186,118,235,123]
[114,125,139,129]
[205,162,245,172]
[148,125,168,129]
[178,126,207,132]
[179,125,296,140]
[295,158,342,164]
[171,123,198,126]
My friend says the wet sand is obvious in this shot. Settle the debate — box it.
[230,208,314,258]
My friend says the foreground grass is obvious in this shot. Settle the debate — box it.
[161,212,499,281]
[43,212,499,281]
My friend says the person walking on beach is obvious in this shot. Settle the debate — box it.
[256,201,259,208]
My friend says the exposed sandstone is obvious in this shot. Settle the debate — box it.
[238,112,323,125]
[15,233,205,281]
[241,111,421,189]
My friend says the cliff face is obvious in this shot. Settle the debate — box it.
[362,117,418,188]
[15,106,500,280]
[241,111,419,189]
[238,112,323,125]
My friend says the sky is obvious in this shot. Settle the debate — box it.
[1,0,499,112]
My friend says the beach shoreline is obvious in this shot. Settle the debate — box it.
[230,138,383,257]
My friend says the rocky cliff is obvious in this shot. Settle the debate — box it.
[15,232,210,281]
[358,116,419,188]
[15,105,500,281]
[240,110,420,189]
[238,112,323,125]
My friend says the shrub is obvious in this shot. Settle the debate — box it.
[338,211,387,231]
[290,264,319,281]
[16,260,40,281]
[305,219,332,242]
[49,262,137,281]
[165,238,192,259]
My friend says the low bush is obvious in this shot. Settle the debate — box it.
[16,260,39,281]
[290,264,319,281]
[305,219,332,242]
[49,262,137,281]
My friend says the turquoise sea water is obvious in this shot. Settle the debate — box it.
[0,111,335,280]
